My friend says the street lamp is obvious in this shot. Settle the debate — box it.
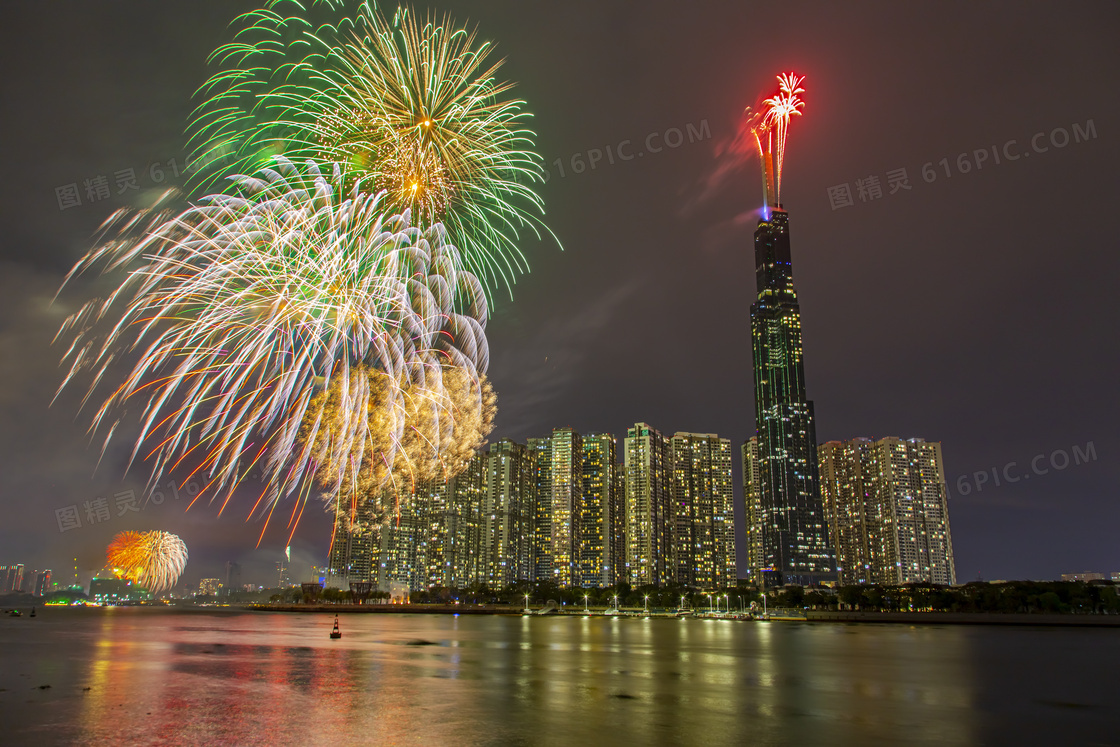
[707,594,713,614]
[584,593,589,613]
[723,594,729,615]
[680,594,686,612]
[644,594,650,615]
[524,593,530,613]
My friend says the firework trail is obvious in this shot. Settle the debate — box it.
[107,530,188,593]
[188,1,552,300]
[743,72,805,208]
[58,159,493,525]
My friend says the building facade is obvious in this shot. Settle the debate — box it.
[580,434,622,588]
[484,439,535,588]
[671,433,736,590]
[528,436,553,582]
[819,437,956,586]
[741,438,764,585]
[624,423,674,586]
[549,428,583,587]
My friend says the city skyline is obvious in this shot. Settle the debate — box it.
[0,2,1116,586]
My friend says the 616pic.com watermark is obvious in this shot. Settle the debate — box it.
[826,118,1098,211]
[543,119,712,182]
[949,441,1098,498]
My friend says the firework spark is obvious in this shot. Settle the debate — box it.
[107,530,188,593]
[57,159,492,521]
[743,72,806,208]
[188,1,552,299]
[305,363,496,523]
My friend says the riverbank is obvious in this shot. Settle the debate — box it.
[806,611,1120,626]
[251,604,1120,625]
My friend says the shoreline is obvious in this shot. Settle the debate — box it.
[247,604,1120,626]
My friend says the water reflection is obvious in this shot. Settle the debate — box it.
[2,609,1117,745]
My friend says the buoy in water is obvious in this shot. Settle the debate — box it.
[330,615,342,639]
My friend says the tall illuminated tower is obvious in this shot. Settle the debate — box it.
[750,207,834,586]
[746,73,834,586]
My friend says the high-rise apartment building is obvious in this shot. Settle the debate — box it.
[484,439,535,587]
[33,570,52,596]
[528,436,553,582]
[580,434,622,588]
[327,496,380,585]
[1,564,25,593]
[741,438,764,585]
[671,433,736,590]
[819,437,956,586]
[548,428,583,587]
[624,423,673,586]
[425,453,487,589]
[749,209,835,585]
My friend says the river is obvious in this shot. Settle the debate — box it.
[1,608,1116,745]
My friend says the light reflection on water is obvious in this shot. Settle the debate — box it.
[1,609,1117,745]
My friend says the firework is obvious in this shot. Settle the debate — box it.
[303,363,496,521]
[188,1,551,299]
[57,158,492,520]
[743,72,805,208]
[107,530,188,593]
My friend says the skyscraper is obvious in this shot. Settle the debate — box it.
[741,438,764,585]
[580,433,621,588]
[548,428,583,587]
[818,438,882,585]
[819,437,956,586]
[749,209,835,586]
[484,439,536,587]
[624,423,673,586]
[1,564,25,593]
[224,561,242,597]
[671,433,736,590]
[327,497,379,586]
[527,436,553,582]
[427,453,487,589]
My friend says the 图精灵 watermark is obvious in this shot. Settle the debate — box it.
[826,118,1098,211]
[53,478,200,533]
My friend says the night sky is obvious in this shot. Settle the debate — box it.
[2,1,1117,588]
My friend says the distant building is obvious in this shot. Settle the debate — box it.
[91,577,145,603]
[625,423,674,586]
[33,570,51,596]
[671,432,736,590]
[198,578,221,596]
[819,437,956,586]
[1061,572,1106,582]
[1,564,25,593]
[224,562,242,596]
